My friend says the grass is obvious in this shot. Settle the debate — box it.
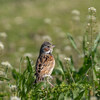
[0,0,100,100]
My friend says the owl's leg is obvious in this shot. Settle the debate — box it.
[43,74,54,87]
[47,79,54,87]
[47,75,54,87]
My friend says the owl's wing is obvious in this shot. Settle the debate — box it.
[35,54,55,77]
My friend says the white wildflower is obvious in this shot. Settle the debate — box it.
[0,32,7,38]
[64,57,71,62]
[24,53,33,58]
[42,35,52,41]
[71,9,80,16]
[97,67,100,70]
[88,15,96,22]
[97,78,100,81]
[1,61,12,69]
[44,18,51,24]
[10,96,20,100]
[10,85,17,89]
[95,66,100,71]
[0,42,4,50]
[86,74,88,77]
[88,7,96,13]
[90,96,97,100]
[87,42,89,45]
[10,85,17,92]
[87,23,90,26]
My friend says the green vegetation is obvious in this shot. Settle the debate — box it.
[0,0,100,100]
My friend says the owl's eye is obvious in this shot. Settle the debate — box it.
[47,46,50,48]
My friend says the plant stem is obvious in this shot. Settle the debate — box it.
[67,63,75,83]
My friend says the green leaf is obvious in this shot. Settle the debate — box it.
[57,55,65,73]
[12,69,20,80]
[26,56,33,72]
[0,92,9,97]
[74,90,85,100]
[56,78,62,85]
[92,33,100,53]
[67,33,80,53]
[82,35,87,55]
[35,82,44,90]
[56,55,66,80]
[53,68,64,75]
[70,56,75,71]
[0,76,10,81]
[19,57,23,73]
[78,55,92,76]
[93,67,97,81]
[78,33,100,78]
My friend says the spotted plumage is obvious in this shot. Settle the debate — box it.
[35,41,55,84]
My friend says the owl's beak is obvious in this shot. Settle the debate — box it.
[52,45,55,48]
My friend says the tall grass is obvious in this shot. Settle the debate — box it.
[0,7,100,100]
[10,7,100,100]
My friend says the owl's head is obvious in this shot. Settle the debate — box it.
[40,41,55,54]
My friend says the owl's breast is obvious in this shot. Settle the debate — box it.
[47,55,55,75]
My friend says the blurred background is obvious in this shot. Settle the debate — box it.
[0,0,100,70]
